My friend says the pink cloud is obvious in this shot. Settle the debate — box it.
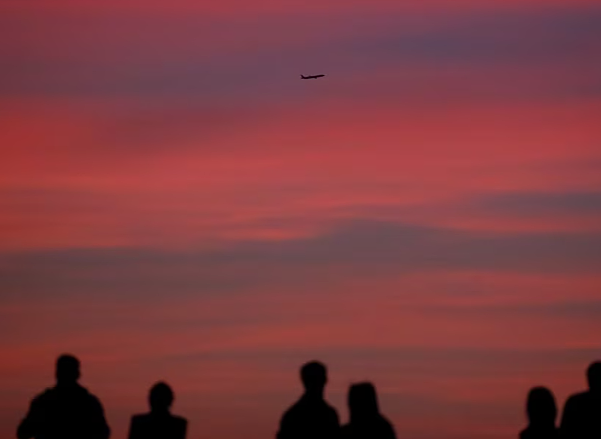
[1,2,600,439]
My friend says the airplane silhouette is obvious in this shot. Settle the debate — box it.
[301,74,325,79]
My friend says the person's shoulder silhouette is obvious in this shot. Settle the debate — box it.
[340,382,396,439]
[560,361,601,439]
[17,354,110,439]
[277,361,340,439]
[128,381,187,439]
[519,387,559,439]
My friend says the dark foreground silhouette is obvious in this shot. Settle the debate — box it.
[277,361,340,439]
[15,355,601,439]
[519,387,559,439]
[341,382,396,439]
[560,362,601,439]
[17,354,110,439]
[128,382,187,439]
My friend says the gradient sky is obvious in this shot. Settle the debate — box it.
[1,1,601,438]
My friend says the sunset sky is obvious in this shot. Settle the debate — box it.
[1,0,600,438]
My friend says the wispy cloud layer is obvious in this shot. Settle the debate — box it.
[1,1,600,439]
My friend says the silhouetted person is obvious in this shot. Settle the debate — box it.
[560,362,601,439]
[17,354,110,439]
[277,361,340,439]
[519,387,559,439]
[341,382,396,439]
[128,382,187,439]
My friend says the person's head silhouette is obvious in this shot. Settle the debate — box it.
[55,354,80,386]
[300,361,327,396]
[525,387,556,427]
[149,382,174,414]
[348,382,380,422]
[587,361,601,394]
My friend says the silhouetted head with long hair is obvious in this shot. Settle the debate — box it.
[55,354,80,386]
[348,382,380,423]
[149,382,174,414]
[526,387,557,428]
[300,361,327,396]
[587,362,601,394]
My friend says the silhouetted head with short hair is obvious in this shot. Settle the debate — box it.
[300,361,327,396]
[587,362,601,394]
[348,382,380,423]
[149,382,174,413]
[55,354,80,386]
[526,387,557,427]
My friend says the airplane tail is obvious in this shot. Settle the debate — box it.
[301,75,306,79]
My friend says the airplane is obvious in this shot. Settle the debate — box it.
[301,74,325,79]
